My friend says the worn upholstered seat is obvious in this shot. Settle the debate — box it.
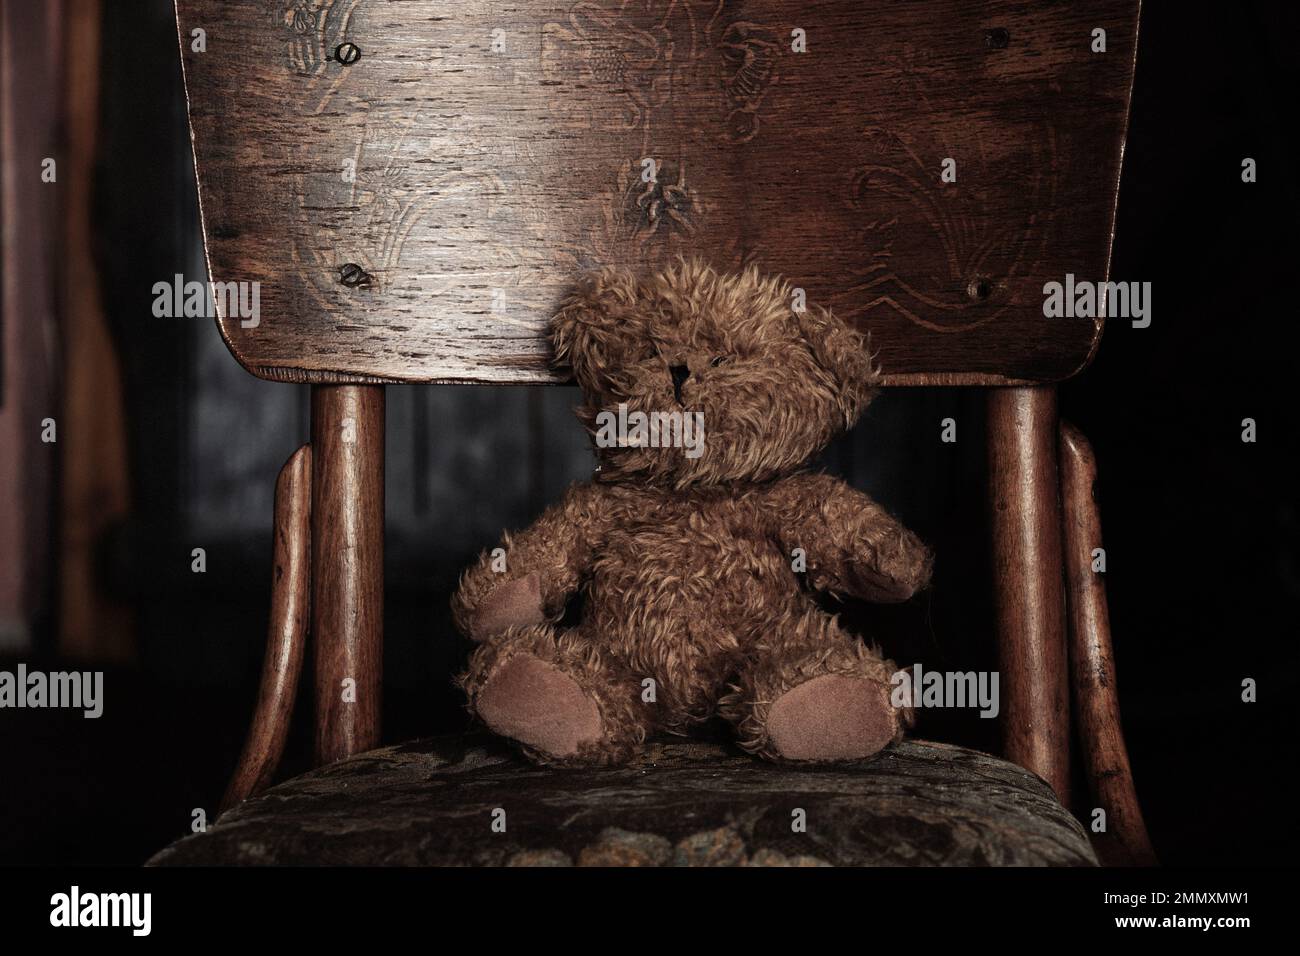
[150,736,1096,867]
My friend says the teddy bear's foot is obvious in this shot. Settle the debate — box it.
[719,611,908,764]
[476,652,603,760]
[765,674,899,762]
[460,624,652,767]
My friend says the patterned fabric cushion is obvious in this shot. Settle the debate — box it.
[150,735,1097,867]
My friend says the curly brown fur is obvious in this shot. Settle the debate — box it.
[552,259,881,489]
[452,258,932,766]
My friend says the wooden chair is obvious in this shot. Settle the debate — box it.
[161,0,1153,866]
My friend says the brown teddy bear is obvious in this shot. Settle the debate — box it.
[452,259,932,767]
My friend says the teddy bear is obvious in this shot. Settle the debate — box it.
[451,258,932,767]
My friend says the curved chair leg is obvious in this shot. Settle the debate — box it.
[222,445,312,810]
[1059,422,1158,866]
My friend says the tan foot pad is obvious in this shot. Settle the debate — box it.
[476,654,602,758]
[768,674,897,762]
[471,572,544,641]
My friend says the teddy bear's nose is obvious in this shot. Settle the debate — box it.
[669,364,690,404]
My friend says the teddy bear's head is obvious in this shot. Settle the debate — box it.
[552,258,879,488]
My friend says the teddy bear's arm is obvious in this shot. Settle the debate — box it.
[451,482,610,642]
[771,473,933,603]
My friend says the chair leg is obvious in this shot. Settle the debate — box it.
[310,385,385,766]
[987,386,1072,804]
[222,445,311,810]
[1059,421,1158,866]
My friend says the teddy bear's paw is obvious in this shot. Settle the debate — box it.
[476,653,603,759]
[471,572,545,642]
[766,674,900,763]
[851,530,935,603]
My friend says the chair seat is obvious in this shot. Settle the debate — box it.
[149,735,1096,867]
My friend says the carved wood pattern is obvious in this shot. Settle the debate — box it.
[176,0,1139,385]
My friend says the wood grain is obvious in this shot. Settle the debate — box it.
[223,444,312,810]
[987,385,1070,803]
[1059,421,1157,866]
[175,0,1140,385]
[310,385,384,765]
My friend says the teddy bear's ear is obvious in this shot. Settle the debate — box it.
[795,304,881,426]
[551,266,648,393]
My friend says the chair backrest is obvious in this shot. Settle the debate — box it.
[176,0,1139,386]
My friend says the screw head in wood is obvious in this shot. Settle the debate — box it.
[339,263,373,288]
[967,276,994,302]
[333,42,362,65]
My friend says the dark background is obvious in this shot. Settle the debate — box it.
[1,0,1296,865]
